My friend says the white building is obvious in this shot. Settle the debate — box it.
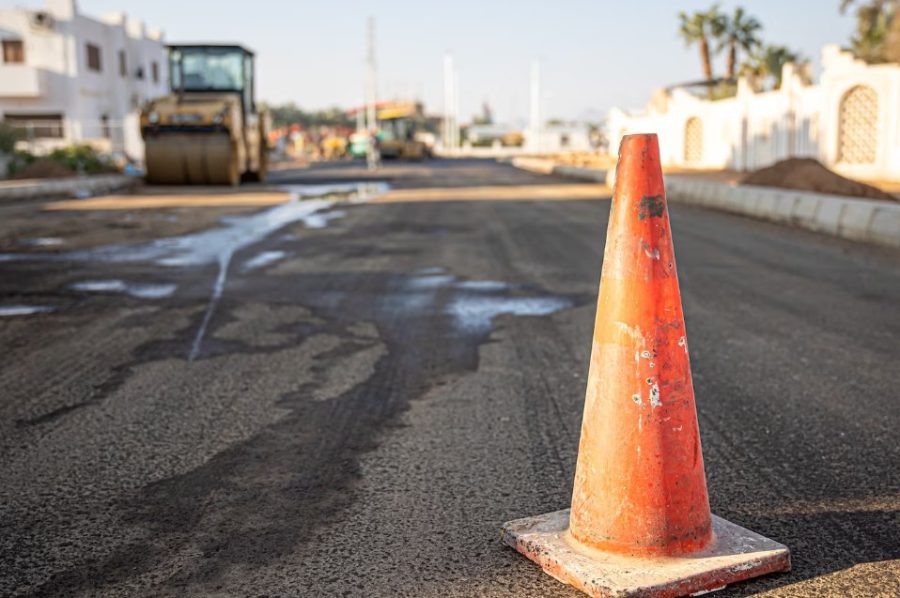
[0,0,167,161]
[524,123,593,153]
[607,45,900,183]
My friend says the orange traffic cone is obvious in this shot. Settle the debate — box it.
[501,134,790,598]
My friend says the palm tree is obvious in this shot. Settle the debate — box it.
[717,7,763,79]
[740,45,804,89]
[840,0,899,62]
[678,5,726,81]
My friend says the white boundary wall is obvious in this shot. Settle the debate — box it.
[607,45,900,183]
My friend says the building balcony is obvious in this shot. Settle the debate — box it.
[0,65,46,98]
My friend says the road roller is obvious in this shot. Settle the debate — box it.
[375,101,430,160]
[141,44,269,185]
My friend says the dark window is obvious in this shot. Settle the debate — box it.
[101,114,110,139]
[2,40,25,64]
[118,50,126,77]
[86,43,101,72]
[151,61,159,84]
[135,65,144,80]
[3,113,64,138]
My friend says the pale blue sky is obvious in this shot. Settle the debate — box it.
[13,0,856,122]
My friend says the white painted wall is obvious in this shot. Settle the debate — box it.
[0,0,167,161]
[523,124,592,153]
[608,45,900,183]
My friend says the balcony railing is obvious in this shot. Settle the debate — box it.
[7,118,128,156]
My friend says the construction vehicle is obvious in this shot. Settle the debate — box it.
[376,101,430,160]
[346,101,431,160]
[141,44,268,185]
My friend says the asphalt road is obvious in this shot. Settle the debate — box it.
[1,159,898,597]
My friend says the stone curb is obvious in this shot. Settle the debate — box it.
[0,174,139,201]
[509,158,900,248]
[664,175,900,248]
[510,157,610,183]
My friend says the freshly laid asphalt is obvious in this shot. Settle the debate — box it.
[0,159,898,597]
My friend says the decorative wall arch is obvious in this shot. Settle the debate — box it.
[684,117,703,164]
[837,85,878,165]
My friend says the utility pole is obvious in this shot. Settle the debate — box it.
[366,16,378,170]
[529,60,541,153]
[443,53,457,153]
[453,68,460,150]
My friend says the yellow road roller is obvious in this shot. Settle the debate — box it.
[141,44,269,185]
[376,101,430,160]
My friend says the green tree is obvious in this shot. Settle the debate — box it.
[740,45,805,89]
[265,102,355,129]
[678,5,727,81]
[840,0,899,62]
[716,7,763,79]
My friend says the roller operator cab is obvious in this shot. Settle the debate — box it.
[141,44,270,185]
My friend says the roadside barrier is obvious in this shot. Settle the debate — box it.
[664,176,900,248]
[501,134,790,598]
[0,174,137,202]
[510,156,900,248]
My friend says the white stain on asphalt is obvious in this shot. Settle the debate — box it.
[242,251,287,271]
[388,270,572,335]
[0,182,389,361]
[183,184,385,360]
[408,274,456,289]
[446,295,571,333]
[19,237,64,247]
[0,305,55,317]
[455,280,508,291]
[299,210,346,229]
[71,280,176,299]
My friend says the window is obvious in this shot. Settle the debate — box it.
[2,40,25,64]
[118,50,126,77]
[170,47,245,92]
[151,61,159,84]
[86,43,101,72]
[2,113,64,138]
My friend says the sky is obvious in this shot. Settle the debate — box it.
[12,0,857,123]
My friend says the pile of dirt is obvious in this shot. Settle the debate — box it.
[10,158,76,180]
[740,158,895,201]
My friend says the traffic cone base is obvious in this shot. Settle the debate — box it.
[501,509,790,598]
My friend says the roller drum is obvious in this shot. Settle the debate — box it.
[144,134,239,186]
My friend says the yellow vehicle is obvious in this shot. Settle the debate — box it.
[141,44,268,185]
[376,102,430,160]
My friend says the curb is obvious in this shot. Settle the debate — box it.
[511,157,610,184]
[509,158,900,248]
[0,174,139,202]
[665,175,900,248]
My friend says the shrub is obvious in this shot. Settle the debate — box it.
[0,122,20,154]
[6,145,118,178]
[48,145,115,174]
